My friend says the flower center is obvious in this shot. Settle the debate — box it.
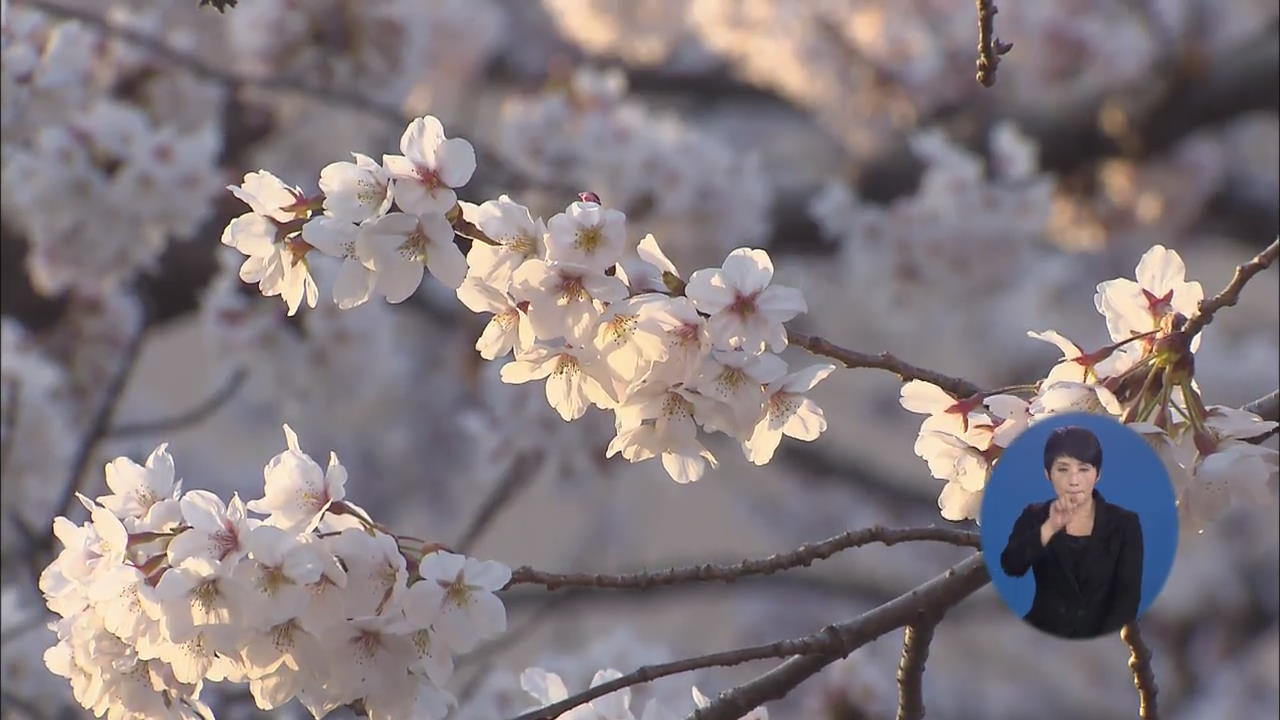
[603,314,637,344]
[354,629,383,660]
[661,392,694,420]
[575,226,604,253]
[506,233,536,255]
[415,166,443,191]
[552,354,581,377]
[442,573,473,606]
[192,580,220,613]
[556,274,589,303]
[728,292,758,317]
[767,392,801,420]
[714,367,747,395]
[271,620,299,652]
[399,228,429,263]
[257,565,292,596]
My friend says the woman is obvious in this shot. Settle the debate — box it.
[1000,426,1144,639]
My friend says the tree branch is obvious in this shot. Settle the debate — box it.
[1243,389,1279,422]
[455,450,543,555]
[974,0,1013,87]
[1182,239,1279,340]
[43,299,150,549]
[510,554,987,720]
[895,614,940,720]
[688,554,990,720]
[787,330,984,398]
[106,367,248,438]
[504,526,981,592]
[1121,621,1159,720]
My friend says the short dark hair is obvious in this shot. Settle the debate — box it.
[1043,426,1103,472]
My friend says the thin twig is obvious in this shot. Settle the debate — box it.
[107,367,248,438]
[788,331,983,398]
[1243,388,1279,444]
[506,554,986,720]
[895,614,939,720]
[1121,622,1159,720]
[456,450,543,555]
[689,554,990,720]
[974,0,1014,87]
[504,526,981,592]
[1243,389,1279,423]
[0,378,19,479]
[1181,239,1279,340]
[44,300,150,548]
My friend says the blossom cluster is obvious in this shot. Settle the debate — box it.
[901,244,1278,528]
[220,114,835,484]
[40,427,510,719]
[1,5,223,296]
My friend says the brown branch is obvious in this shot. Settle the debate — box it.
[44,299,151,547]
[1121,622,1159,720]
[788,330,983,398]
[688,554,990,720]
[1181,239,1280,340]
[512,554,988,720]
[1243,389,1280,443]
[107,367,248,438]
[895,614,940,720]
[1243,389,1279,422]
[974,0,1014,87]
[504,526,981,592]
[0,378,19,479]
[455,450,543,555]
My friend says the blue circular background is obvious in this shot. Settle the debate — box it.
[981,412,1179,621]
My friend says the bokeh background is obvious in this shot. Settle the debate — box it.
[1,1,1276,718]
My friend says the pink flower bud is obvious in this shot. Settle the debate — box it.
[577,191,601,205]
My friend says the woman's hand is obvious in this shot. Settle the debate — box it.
[1040,495,1079,546]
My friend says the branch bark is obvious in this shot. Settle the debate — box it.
[504,526,981,592]
[107,367,248,438]
[895,615,940,720]
[1121,621,1159,720]
[788,330,983,398]
[688,554,990,720]
[44,299,150,548]
[1182,239,1280,340]
[974,0,1013,87]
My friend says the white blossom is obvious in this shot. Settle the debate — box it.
[685,248,806,353]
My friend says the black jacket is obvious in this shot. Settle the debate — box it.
[999,490,1144,639]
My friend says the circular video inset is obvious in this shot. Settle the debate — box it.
[981,412,1179,640]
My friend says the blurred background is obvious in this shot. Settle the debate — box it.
[1,1,1276,718]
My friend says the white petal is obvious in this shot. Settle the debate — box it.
[720,248,773,295]
[899,380,955,414]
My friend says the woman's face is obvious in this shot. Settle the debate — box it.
[1045,454,1099,504]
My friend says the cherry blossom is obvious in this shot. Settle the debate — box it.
[685,248,806,353]
[1094,244,1205,350]
[384,115,476,215]
[745,364,837,465]
[358,211,467,300]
